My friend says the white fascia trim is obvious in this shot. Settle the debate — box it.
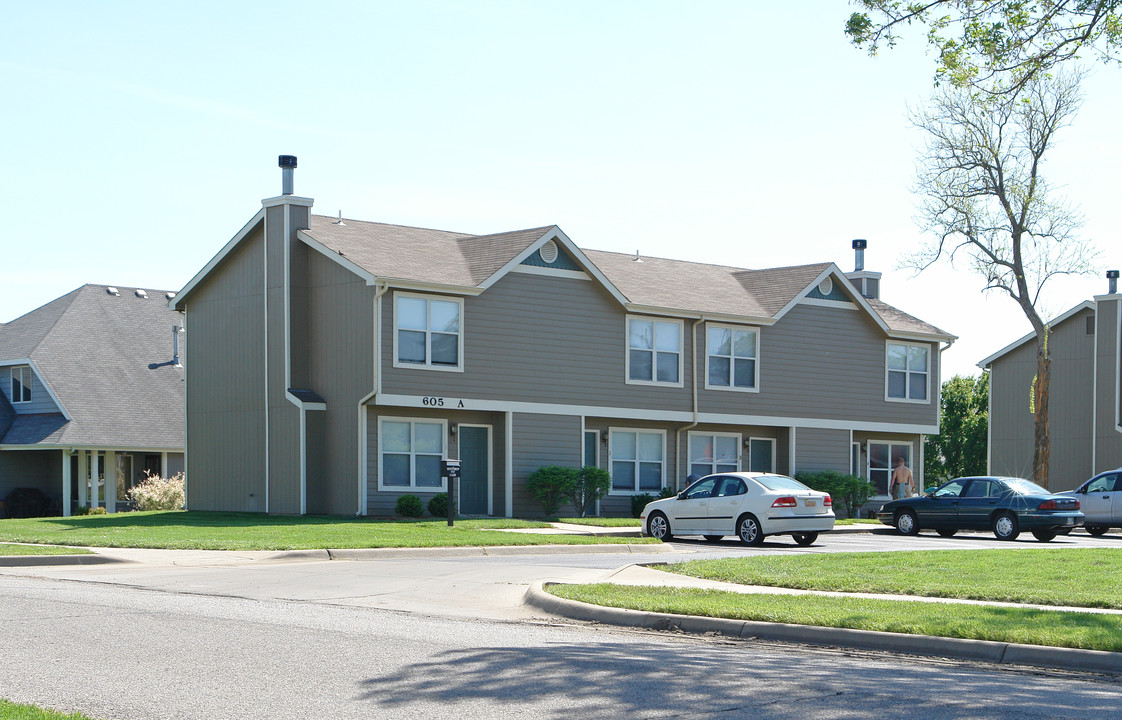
[478,226,631,307]
[298,230,378,284]
[372,393,939,434]
[0,444,184,452]
[624,304,777,325]
[285,391,326,410]
[172,209,266,311]
[889,330,957,343]
[774,265,890,335]
[509,265,592,281]
[261,195,315,209]
[977,300,1096,368]
[799,297,859,310]
[2,358,71,421]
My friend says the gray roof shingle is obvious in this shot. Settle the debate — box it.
[0,285,185,449]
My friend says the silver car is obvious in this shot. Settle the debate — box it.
[1061,468,1122,536]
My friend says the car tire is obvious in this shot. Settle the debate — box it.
[647,512,672,542]
[1031,529,1057,542]
[936,528,957,538]
[792,532,818,546]
[737,514,764,546]
[992,512,1020,541]
[1087,525,1108,537]
[703,535,724,543]
[895,510,919,536]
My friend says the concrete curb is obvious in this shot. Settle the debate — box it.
[0,553,128,567]
[524,581,1122,676]
[323,543,676,561]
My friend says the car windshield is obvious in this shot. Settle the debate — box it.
[1004,478,1050,495]
[753,474,810,491]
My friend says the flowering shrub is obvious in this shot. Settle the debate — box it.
[128,471,186,511]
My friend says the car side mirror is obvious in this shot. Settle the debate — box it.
[677,492,686,500]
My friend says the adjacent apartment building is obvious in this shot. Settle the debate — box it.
[170,157,954,517]
[980,272,1122,490]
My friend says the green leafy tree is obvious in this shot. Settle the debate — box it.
[566,466,612,518]
[846,0,1122,94]
[526,465,577,517]
[926,374,989,483]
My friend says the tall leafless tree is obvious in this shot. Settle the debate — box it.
[907,70,1099,487]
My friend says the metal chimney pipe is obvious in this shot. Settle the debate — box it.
[1108,270,1120,295]
[278,155,297,195]
[173,325,184,367]
[852,239,867,272]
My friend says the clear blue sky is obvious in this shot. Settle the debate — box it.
[2,1,1118,379]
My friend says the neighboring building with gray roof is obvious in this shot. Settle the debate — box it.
[171,159,954,518]
[0,285,185,516]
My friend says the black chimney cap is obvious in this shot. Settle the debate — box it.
[278,155,298,168]
[852,239,867,250]
[1108,270,1120,279]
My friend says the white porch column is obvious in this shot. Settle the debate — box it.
[161,452,168,479]
[90,452,100,509]
[77,451,88,508]
[104,451,117,513]
[62,452,72,517]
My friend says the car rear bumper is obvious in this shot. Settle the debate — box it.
[763,515,835,534]
[1018,511,1084,529]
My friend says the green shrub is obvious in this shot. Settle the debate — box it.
[658,486,677,499]
[567,466,612,517]
[127,471,186,511]
[630,493,654,518]
[526,465,577,517]
[74,505,107,516]
[795,470,875,519]
[427,493,454,517]
[395,494,424,518]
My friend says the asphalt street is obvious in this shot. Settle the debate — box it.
[2,530,1122,719]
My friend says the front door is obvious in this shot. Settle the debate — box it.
[458,425,490,515]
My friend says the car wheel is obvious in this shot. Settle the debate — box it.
[936,528,957,538]
[647,512,672,542]
[703,535,724,543]
[737,514,764,546]
[894,510,919,536]
[1031,529,1057,542]
[792,532,818,546]
[1087,525,1108,537]
[992,512,1020,541]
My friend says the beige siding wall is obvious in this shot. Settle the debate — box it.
[1095,298,1122,476]
[184,229,267,512]
[265,206,301,513]
[794,427,851,474]
[511,412,581,517]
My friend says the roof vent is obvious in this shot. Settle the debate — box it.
[135,289,148,299]
[1109,270,1120,295]
[106,287,120,296]
[633,249,643,263]
[334,210,345,226]
[278,155,297,195]
[165,291,176,301]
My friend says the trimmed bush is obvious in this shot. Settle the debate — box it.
[128,471,186,511]
[630,493,654,518]
[427,492,453,518]
[658,486,677,499]
[395,494,424,518]
[567,466,612,517]
[795,470,875,519]
[526,465,577,517]
[74,506,107,516]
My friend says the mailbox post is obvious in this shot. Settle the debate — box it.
[441,459,461,527]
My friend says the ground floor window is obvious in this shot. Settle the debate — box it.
[610,429,664,493]
[868,441,912,496]
[688,433,739,477]
[380,419,446,489]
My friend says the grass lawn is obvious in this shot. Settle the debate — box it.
[555,517,641,527]
[834,518,881,525]
[0,511,658,550]
[658,548,1122,609]
[548,584,1122,652]
[0,543,92,556]
[0,700,97,719]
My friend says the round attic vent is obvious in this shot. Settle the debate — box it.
[539,240,558,264]
[818,277,833,296]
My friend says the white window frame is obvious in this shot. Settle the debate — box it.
[377,417,448,491]
[608,427,666,495]
[392,291,465,373]
[687,431,741,477]
[10,365,32,404]
[625,316,684,387]
[867,439,914,497]
[704,323,760,392]
[747,437,776,473]
[884,341,930,403]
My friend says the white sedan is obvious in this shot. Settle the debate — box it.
[640,472,835,546]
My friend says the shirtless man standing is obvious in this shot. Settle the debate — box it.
[890,457,913,499]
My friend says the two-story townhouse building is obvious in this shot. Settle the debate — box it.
[0,284,185,516]
[171,158,954,517]
[980,272,1122,490]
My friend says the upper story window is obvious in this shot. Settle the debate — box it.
[394,293,463,372]
[10,365,32,404]
[627,317,682,385]
[886,342,929,402]
[706,324,758,391]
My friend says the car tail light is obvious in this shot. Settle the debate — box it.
[824,494,832,507]
[771,496,797,508]
[1038,500,1058,510]
[1038,499,1076,510]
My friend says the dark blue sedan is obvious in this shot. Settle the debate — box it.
[877,476,1084,542]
